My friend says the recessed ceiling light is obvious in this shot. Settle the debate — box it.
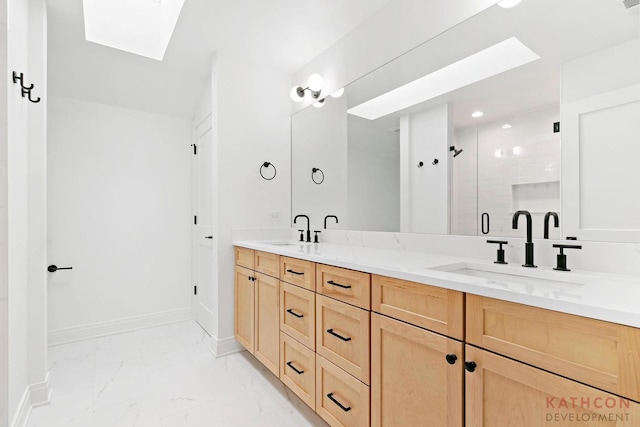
[498,0,522,8]
[472,111,484,118]
[502,124,512,129]
[347,37,540,120]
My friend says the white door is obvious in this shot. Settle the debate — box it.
[192,112,215,335]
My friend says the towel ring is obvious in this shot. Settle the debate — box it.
[311,167,324,185]
[259,162,277,180]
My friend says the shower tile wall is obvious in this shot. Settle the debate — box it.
[451,106,561,239]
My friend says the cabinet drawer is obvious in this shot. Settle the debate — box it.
[372,275,464,340]
[316,264,371,310]
[280,282,315,350]
[235,247,254,269]
[255,251,279,278]
[316,355,370,427]
[280,332,315,410]
[316,295,370,384]
[280,256,315,290]
[467,295,640,402]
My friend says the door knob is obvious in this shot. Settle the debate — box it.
[204,236,213,239]
[48,265,72,273]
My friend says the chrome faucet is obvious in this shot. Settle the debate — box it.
[543,212,559,239]
[294,215,311,242]
[512,210,537,268]
[324,215,338,229]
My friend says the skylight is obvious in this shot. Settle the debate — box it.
[347,37,540,120]
[83,0,185,61]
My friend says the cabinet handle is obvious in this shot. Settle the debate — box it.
[47,265,73,273]
[327,280,351,289]
[464,361,477,372]
[445,354,458,365]
[247,276,256,282]
[286,361,304,375]
[286,308,304,318]
[286,269,304,276]
[327,329,351,342]
[327,393,351,412]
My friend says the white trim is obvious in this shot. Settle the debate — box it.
[209,335,243,358]
[11,374,51,427]
[48,308,192,346]
[195,302,214,336]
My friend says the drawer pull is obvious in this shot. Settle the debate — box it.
[286,308,304,318]
[327,328,351,342]
[327,280,351,289]
[327,393,351,412]
[445,354,458,365]
[286,361,304,375]
[464,361,477,373]
[286,269,304,276]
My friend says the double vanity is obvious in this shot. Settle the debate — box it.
[233,240,640,426]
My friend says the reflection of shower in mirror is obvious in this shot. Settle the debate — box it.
[450,146,463,158]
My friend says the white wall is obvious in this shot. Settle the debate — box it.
[400,103,450,234]
[347,115,399,232]
[210,51,292,354]
[292,0,498,112]
[450,127,477,235]
[47,96,192,343]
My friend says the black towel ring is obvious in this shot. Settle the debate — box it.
[311,167,324,185]
[260,162,277,180]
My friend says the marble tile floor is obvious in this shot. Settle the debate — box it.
[27,321,328,427]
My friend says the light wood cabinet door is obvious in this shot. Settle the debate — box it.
[465,345,640,427]
[254,272,279,376]
[467,295,640,402]
[316,295,370,384]
[234,265,254,354]
[280,282,315,350]
[280,332,316,410]
[372,275,464,340]
[371,313,463,427]
[280,256,315,290]
[235,247,254,269]
[316,355,370,427]
[316,264,371,310]
[255,250,280,278]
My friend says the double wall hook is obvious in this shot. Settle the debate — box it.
[259,162,277,180]
[311,167,325,184]
[12,71,41,103]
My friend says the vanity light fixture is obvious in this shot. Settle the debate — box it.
[498,0,522,8]
[347,37,540,120]
[330,88,345,98]
[472,111,484,118]
[313,98,326,108]
[291,73,324,102]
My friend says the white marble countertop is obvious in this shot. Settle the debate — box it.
[233,240,640,328]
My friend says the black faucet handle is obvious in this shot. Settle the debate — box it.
[298,229,305,242]
[487,240,508,264]
[552,244,582,271]
[313,230,321,243]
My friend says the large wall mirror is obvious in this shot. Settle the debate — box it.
[292,0,640,241]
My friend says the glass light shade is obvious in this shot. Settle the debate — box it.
[290,86,305,102]
[330,88,345,98]
[307,74,324,92]
[313,99,326,108]
[498,0,522,8]
[512,146,523,156]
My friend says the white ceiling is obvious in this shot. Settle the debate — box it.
[46,0,391,118]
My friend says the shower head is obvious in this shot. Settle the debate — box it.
[450,146,463,158]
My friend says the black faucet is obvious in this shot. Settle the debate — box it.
[324,215,338,229]
[294,215,311,242]
[512,210,536,268]
[543,212,559,239]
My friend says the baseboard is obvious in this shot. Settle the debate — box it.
[48,308,193,346]
[209,335,244,358]
[11,374,51,427]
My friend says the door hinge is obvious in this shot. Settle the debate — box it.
[194,215,197,225]
[191,144,197,155]
[194,285,197,295]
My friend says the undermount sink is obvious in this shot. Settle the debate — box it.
[264,241,299,246]
[431,262,589,291]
